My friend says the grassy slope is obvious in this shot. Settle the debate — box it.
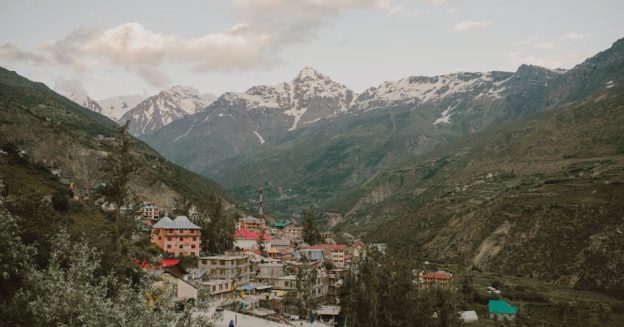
[0,66,230,208]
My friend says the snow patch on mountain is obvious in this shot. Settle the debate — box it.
[97,94,145,121]
[121,85,209,136]
[353,72,514,111]
[62,91,104,114]
[216,67,354,131]
[253,131,266,144]
[434,102,462,125]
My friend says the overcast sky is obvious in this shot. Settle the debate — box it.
[1,0,622,99]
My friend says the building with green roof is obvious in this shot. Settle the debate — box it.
[273,220,290,229]
[488,299,518,320]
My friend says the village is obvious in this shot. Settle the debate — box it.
[133,191,519,326]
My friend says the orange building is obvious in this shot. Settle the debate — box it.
[151,215,201,257]
[420,271,453,288]
[236,216,266,233]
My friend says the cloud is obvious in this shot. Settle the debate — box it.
[1,1,393,88]
[533,41,558,50]
[386,5,425,17]
[134,67,171,88]
[43,27,100,70]
[232,0,393,44]
[426,0,448,4]
[54,78,88,100]
[559,32,591,40]
[452,20,493,31]
[507,49,589,69]
[0,42,48,65]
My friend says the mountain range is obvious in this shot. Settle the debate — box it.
[2,37,623,297]
[119,86,213,136]
[60,86,216,136]
[141,40,622,216]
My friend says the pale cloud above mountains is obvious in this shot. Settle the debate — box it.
[451,20,493,31]
[0,0,621,98]
[0,0,396,87]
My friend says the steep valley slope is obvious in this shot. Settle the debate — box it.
[0,67,229,212]
[145,39,624,217]
[332,85,624,297]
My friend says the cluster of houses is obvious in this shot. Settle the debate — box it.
[138,202,519,325]
[139,206,382,325]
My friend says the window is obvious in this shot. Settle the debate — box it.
[193,237,197,241]
[191,245,196,249]
[167,237,172,241]
[179,245,183,249]
[179,237,183,241]
[167,245,171,249]
[201,259,208,265]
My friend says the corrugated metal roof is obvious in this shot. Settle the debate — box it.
[152,216,174,229]
[152,215,201,229]
[172,215,201,229]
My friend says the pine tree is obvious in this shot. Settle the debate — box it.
[196,195,234,255]
[302,207,322,245]
[98,122,139,263]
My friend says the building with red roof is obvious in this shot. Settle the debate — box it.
[420,271,453,288]
[233,228,272,250]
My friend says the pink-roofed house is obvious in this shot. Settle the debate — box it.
[233,228,272,250]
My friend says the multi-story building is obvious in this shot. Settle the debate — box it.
[274,275,297,291]
[198,252,251,286]
[256,263,286,286]
[233,228,272,250]
[151,216,201,256]
[306,244,347,268]
[419,271,453,288]
[276,270,328,301]
[141,202,160,226]
[200,279,235,300]
[283,225,304,242]
[236,216,266,234]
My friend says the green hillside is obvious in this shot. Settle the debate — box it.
[332,84,624,297]
[197,39,624,217]
[0,66,230,209]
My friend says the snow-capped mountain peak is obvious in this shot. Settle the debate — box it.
[96,94,145,120]
[213,67,355,131]
[351,71,515,110]
[63,92,105,114]
[296,66,327,82]
[120,85,210,136]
